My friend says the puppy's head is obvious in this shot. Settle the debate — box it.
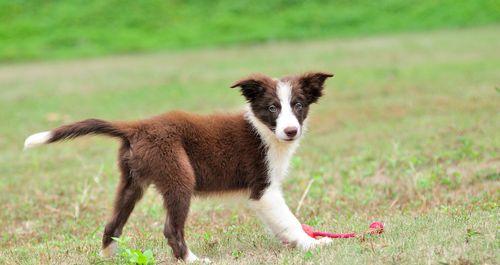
[231,72,333,142]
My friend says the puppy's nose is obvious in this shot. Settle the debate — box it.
[284,127,298,138]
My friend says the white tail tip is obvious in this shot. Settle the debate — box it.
[24,131,52,150]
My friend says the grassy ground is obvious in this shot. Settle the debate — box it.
[1,0,499,61]
[0,26,499,264]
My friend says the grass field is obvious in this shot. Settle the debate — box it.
[1,26,499,264]
[1,0,499,61]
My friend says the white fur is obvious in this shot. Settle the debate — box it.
[185,250,211,263]
[185,250,198,263]
[24,131,52,149]
[101,241,117,257]
[250,186,332,250]
[275,81,300,141]
[245,105,330,250]
[250,186,309,246]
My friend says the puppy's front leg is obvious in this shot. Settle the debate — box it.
[250,186,332,250]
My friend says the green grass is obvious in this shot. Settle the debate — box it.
[0,26,499,264]
[1,0,500,61]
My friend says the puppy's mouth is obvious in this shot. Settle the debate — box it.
[277,134,300,142]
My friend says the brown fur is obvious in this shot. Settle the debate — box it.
[49,112,270,259]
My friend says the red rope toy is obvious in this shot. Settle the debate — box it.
[301,222,384,239]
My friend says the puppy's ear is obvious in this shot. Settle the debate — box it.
[230,74,271,101]
[298,72,334,104]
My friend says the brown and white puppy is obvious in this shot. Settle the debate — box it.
[24,72,333,263]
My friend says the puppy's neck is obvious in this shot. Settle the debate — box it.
[244,105,301,184]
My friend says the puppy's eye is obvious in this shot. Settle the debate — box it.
[294,102,303,111]
[268,105,277,113]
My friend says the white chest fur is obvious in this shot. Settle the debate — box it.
[264,139,299,184]
[244,106,300,185]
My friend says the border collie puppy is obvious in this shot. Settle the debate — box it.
[24,71,333,262]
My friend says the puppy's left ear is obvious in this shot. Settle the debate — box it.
[298,72,334,104]
[230,74,270,101]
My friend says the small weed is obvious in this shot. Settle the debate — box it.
[231,249,243,259]
[203,232,213,242]
[441,171,462,189]
[465,229,481,243]
[303,250,314,261]
[112,237,156,265]
[121,249,155,265]
[457,137,480,160]
[416,173,434,190]
[482,171,499,181]
[478,201,498,211]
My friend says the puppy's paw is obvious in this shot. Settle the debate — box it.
[315,237,333,247]
[199,257,212,264]
[184,257,212,264]
[184,250,211,263]
[101,242,117,257]
[298,237,333,251]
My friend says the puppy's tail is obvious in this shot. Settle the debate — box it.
[24,119,129,150]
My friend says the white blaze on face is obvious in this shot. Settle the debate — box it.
[276,81,300,141]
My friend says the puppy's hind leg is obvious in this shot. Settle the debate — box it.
[162,189,210,263]
[162,188,192,261]
[101,156,145,257]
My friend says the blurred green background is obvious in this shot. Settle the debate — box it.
[1,0,499,61]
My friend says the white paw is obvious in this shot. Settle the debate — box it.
[185,257,211,264]
[199,257,212,264]
[315,237,333,247]
[298,237,333,251]
[184,250,211,263]
[101,241,117,257]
